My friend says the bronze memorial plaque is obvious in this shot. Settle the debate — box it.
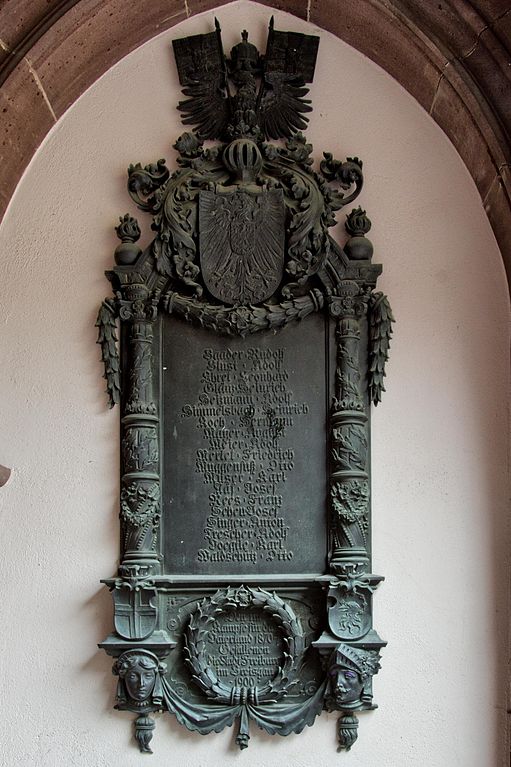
[98,17,393,755]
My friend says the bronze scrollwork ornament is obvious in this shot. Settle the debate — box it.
[97,17,394,754]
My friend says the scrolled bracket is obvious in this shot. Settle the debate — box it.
[320,153,364,211]
[127,159,170,212]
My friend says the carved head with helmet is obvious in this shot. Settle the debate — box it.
[328,644,381,709]
[229,30,261,73]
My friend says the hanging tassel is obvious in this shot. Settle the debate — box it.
[134,714,156,754]
[337,713,359,752]
[236,706,250,750]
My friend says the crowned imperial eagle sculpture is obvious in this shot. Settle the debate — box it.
[173,18,318,142]
[122,18,369,309]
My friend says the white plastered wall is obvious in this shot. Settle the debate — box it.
[0,2,509,765]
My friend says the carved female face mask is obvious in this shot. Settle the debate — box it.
[124,661,157,702]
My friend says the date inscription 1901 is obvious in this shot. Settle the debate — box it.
[162,317,327,574]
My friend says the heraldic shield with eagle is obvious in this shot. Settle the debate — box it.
[97,15,394,757]
[119,18,373,313]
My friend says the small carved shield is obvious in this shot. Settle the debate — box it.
[328,592,370,641]
[199,188,285,305]
[113,585,158,641]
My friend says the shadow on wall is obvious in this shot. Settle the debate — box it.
[0,465,11,486]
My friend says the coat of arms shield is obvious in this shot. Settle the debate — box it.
[199,188,285,305]
[328,591,371,641]
[113,584,158,641]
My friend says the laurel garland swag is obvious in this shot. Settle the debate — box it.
[161,289,324,336]
[96,284,395,408]
[96,286,394,407]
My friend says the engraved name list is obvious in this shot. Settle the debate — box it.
[162,317,327,574]
[188,345,306,565]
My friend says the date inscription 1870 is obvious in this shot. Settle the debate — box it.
[206,609,282,688]
[162,317,327,574]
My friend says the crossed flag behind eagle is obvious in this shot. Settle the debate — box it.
[172,17,319,141]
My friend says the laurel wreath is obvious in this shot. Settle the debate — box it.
[183,586,304,705]
[161,289,324,337]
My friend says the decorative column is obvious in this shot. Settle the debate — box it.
[118,283,161,577]
[328,282,370,573]
[100,215,164,639]
[99,216,174,754]
[99,213,160,578]
[313,211,388,752]
[321,282,384,644]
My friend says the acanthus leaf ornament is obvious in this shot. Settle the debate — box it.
[125,127,366,304]
[120,481,160,552]
[127,159,170,212]
[97,18,394,755]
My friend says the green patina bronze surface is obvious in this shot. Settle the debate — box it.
[97,18,393,754]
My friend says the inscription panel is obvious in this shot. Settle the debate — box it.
[205,609,282,688]
[162,315,327,574]
[162,587,326,705]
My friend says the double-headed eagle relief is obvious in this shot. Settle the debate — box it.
[98,17,394,758]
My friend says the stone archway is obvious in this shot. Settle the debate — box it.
[0,0,509,285]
